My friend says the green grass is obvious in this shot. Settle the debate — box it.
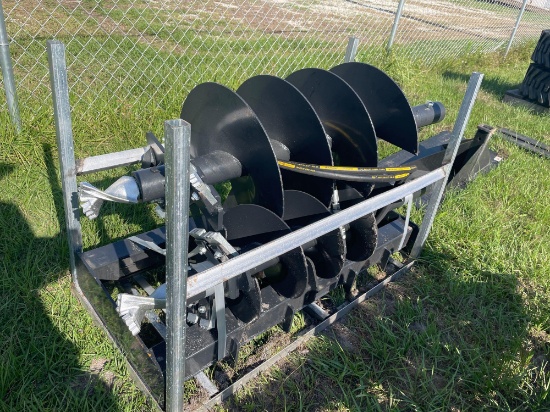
[0,27,549,412]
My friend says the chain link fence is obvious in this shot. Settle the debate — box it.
[1,0,549,127]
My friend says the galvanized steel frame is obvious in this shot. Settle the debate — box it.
[48,35,483,408]
[0,0,20,131]
[164,119,191,412]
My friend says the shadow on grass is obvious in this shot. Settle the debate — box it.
[223,248,549,411]
[0,161,121,411]
[443,70,520,99]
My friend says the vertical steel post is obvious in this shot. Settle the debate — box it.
[504,0,528,58]
[344,36,359,62]
[0,0,21,132]
[387,0,406,52]
[47,40,83,279]
[164,119,191,412]
[410,72,483,258]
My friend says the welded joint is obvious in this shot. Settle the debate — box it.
[190,164,220,211]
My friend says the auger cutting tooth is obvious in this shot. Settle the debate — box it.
[116,294,166,336]
[78,176,140,219]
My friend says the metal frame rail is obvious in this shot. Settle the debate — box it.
[48,37,483,410]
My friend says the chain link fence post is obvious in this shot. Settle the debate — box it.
[0,0,20,132]
[1,1,550,120]
[387,0,407,52]
[505,0,529,58]
[344,36,359,62]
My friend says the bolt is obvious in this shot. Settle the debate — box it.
[191,192,200,202]
[187,313,199,324]
[340,226,346,240]
[154,204,166,219]
[197,305,207,314]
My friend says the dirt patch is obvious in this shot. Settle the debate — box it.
[3,0,134,38]
[89,357,109,373]
[323,321,362,353]
[69,357,117,396]
[6,0,547,45]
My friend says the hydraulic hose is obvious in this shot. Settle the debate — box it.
[278,160,416,183]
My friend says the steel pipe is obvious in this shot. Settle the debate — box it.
[47,40,83,279]
[0,0,21,132]
[387,0,406,52]
[410,72,483,257]
[344,36,359,62]
[187,166,446,298]
[164,119,191,412]
[504,0,528,58]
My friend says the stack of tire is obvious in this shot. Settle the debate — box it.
[519,30,550,107]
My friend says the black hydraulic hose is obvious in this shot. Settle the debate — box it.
[278,160,416,183]
[282,160,415,174]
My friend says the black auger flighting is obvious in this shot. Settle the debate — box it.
[80,61,447,332]
[42,21,495,407]
[73,63,495,407]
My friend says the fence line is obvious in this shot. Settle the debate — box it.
[0,0,20,131]
[1,0,549,129]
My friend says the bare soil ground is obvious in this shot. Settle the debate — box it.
[4,0,549,44]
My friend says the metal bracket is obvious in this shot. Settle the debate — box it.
[398,193,413,251]
[189,165,224,231]
[213,283,227,360]
[128,236,167,256]
[190,228,238,258]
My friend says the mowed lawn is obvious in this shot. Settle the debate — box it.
[0,35,549,411]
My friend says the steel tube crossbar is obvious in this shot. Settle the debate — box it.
[76,147,148,175]
[187,167,446,298]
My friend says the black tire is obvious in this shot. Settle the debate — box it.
[531,30,550,68]
[519,63,550,107]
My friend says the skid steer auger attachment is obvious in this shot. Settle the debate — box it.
[49,39,496,410]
